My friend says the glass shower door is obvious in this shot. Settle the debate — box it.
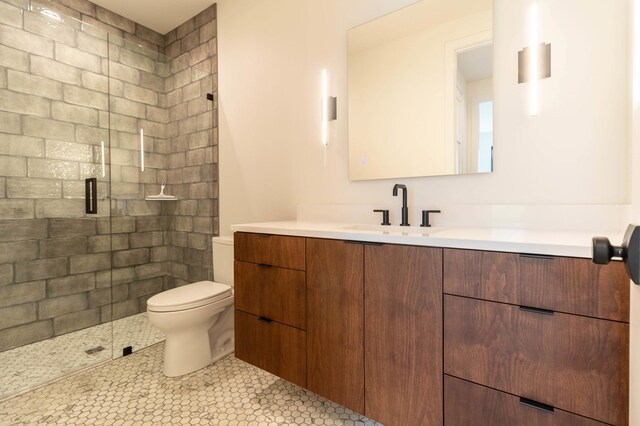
[105,33,212,357]
[0,1,114,398]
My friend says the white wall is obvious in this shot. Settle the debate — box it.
[218,0,635,418]
[217,0,417,234]
[629,1,640,421]
[218,0,629,235]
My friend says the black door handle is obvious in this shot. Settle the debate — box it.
[593,224,640,284]
[85,178,97,214]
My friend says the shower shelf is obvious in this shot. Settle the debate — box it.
[144,196,177,201]
[145,183,176,200]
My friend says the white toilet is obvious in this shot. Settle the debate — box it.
[147,236,235,377]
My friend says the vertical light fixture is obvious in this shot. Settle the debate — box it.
[100,141,105,178]
[518,2,550,116]
[529,2,539,116]
[140,128,145,171]
[320,69,337,166]
[321,69,329,147]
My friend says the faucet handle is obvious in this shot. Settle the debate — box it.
[420,210,441,227]
[373,209,391,226]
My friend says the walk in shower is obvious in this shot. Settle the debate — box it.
[0,0,218,399]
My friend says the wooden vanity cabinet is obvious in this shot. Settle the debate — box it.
[364,244,443,426]
[443,248,629,321]
[444,295,628,425]
[444,376,608,426]
[444,248,630,426]
[233,232,307,387]
[234,232,630,426]
[234,232,305,270]
[306,238,365,414]
[234,310,306,386]
[305,239,444,425]
[234,261,306,329]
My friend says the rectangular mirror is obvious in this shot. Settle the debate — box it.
[348,0,493,180]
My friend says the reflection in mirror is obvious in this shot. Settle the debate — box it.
[348,0,493,181]
[455,43,493,174]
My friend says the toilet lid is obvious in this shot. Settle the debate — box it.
[147,281,232,312]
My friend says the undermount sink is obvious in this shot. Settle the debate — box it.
[339,224,447,237]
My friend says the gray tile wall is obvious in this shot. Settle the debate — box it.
[0,0,218,352]
[163,6,218,288]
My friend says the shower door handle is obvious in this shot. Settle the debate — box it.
[85,178,97,214]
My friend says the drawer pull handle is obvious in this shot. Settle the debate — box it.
[257,264,272,268]
[343,241,383,246]
[519,253,555,260]
[258,316,273,323]
[519,305,554,316]
[519,397,555,414]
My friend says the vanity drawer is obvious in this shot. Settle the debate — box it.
[443,248,629,321]
[234,260,306,329]
[444,295,628,425]
[234,232,305,271]
[234,310,306,387]
[444,375,607,426]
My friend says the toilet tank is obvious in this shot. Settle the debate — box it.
[212,236,234,287]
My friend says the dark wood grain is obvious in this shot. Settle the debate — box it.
[443,248,630,322]
[234,310,306,388]
[234,260,306,329]
[234,232,305,270]
[306,238,364,414]
[444,375,608,426]
[444,295,629,425]
[364,244,443,426]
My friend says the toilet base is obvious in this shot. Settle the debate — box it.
[163,329,213,377]
[148,295,235,377]
[162,303,235,377]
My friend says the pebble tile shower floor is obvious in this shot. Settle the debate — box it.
[0,343,380,426]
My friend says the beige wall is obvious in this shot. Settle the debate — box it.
[218,0,634,418]
[629,0,639,419]
[218,0,629,234]
[217,0,417,233]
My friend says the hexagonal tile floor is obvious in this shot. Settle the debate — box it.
[0,313,165,400]
[0,343,381,425]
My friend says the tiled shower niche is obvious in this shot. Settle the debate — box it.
[0,0,218,398]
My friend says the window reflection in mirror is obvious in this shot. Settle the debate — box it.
[455,43,493,174]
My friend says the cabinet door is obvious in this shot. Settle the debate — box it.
[306,238,364,414]
[365,244,443,426]
[444,295,629,425]
[234,232,306,270]
[235,310,306,388]
[443,249,629,322]
[444,375,607,426]
[234,261,306,329]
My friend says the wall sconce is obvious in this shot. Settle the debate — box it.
[518,3,550,116]
[321,69,337,147]
[140,128,145,171]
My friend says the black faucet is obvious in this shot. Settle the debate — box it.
[392,184,409,226]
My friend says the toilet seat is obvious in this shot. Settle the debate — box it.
[147,281,232,312]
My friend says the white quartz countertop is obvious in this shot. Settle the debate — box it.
[230,221,626,259]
